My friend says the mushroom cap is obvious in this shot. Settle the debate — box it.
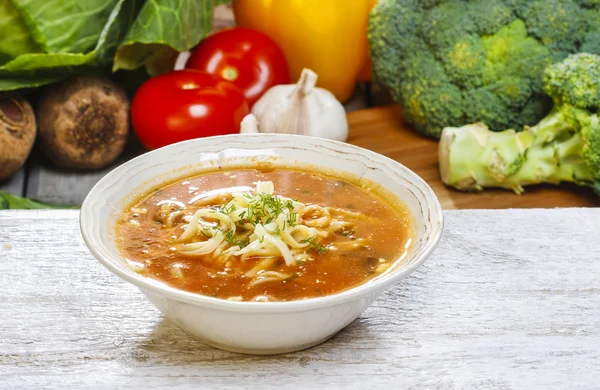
[37,75,130,169]
[0,96,36,180]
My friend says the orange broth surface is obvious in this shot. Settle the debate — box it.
[117,168,413,302]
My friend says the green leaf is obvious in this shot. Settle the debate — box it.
[0,0,43,64]
[0,195,8,210]
[14,0,122,54]
[0,192,79,209]
[0,0,224,91]
[113,0,218,75]
[0,0,138,91]
[2,52,94,72]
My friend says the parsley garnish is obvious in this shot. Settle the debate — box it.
[236,191,299,230]
[302,236,330,254]
[219,202,236,215]
[223,229,247,248]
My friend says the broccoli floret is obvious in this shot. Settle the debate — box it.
[439,53,600,194]
[543,52,600,108]
[517,0,588,55]
[369,0,600,138]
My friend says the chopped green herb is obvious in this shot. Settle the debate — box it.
[223,229,247,248]
[302,236,330,254]
[219,202,237,215]
[264,225,281,236]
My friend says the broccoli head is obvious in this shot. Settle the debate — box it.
[369,0,600,138]
[439,53,600,195]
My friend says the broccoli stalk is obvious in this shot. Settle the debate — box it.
[439,53,600,194]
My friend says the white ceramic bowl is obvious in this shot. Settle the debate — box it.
[80,134,443,355]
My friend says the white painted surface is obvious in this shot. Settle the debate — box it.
[1,209,599,389]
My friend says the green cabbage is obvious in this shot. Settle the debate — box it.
[0,0,227,91]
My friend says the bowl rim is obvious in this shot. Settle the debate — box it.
[80,133,444,313]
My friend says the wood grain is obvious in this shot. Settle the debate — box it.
[347,105,600,210]
[1,209,599,389]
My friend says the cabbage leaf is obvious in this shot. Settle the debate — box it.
[0,0,226,91]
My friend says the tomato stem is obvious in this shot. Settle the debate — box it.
[222,66,239,81]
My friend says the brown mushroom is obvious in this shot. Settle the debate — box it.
[36,75,130,169]
[0,95,36,180]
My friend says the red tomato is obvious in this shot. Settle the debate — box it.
[131,70,249,150]
[185,27,290,106]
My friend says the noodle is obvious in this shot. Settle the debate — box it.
[303,205,331,227]
[245,257,278,277]
[248,271,292,287]
[169,181,349,284]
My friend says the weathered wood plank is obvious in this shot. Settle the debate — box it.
[1,209,598,389]
[0,167,25,196]
[25,159,117,205]
[24,135,145,205]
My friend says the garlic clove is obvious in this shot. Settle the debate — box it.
[240,114,259,134]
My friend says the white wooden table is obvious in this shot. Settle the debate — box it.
[1,209,599,389]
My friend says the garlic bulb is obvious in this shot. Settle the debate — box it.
[249,68,349,142]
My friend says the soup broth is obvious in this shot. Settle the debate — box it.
[117,168,413,302]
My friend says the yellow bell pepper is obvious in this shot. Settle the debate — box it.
[232,0,378,103]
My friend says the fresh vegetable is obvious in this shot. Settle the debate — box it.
[439,53,600,195]
[185,28,290,107]
[356,0,380,83]
[36,75,130,169]
[0,95,36,180]
[232,0,375,103]
[0,191,78,209]
[368,0,600,138]
[244,69,348,142]
[131,70,249,150]
[0,0,228,91]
